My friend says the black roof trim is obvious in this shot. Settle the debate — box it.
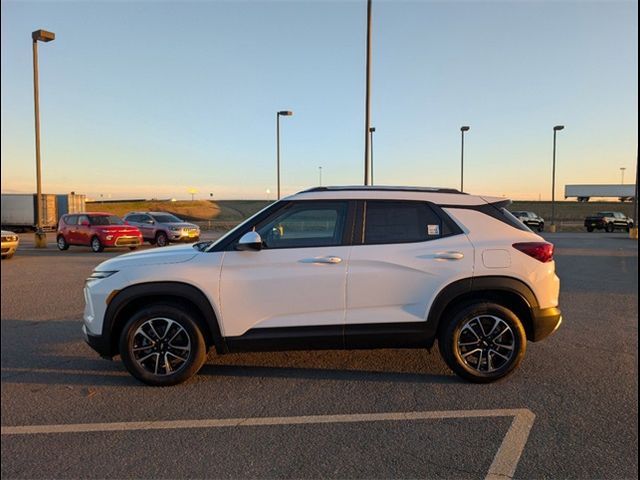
[302,186,465,194]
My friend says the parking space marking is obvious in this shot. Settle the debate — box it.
[2,408,534,479]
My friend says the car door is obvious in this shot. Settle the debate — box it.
[344,200,474,343]
[76,214,90,245]
[219,200,353,340]
[63,215,78,244]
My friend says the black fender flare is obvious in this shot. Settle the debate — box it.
[103,281,226,355]
[425,276,539,341]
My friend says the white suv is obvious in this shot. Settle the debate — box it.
[82,186,562,385]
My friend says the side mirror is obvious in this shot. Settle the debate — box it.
[236,231,263,251]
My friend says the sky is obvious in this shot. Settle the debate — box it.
[1,0,637,200]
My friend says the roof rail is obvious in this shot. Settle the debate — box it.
[301,185,465,194]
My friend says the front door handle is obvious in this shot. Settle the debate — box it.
[434,251,464,260]
[301,256,343,264]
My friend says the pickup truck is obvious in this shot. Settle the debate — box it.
[584,211,634,232]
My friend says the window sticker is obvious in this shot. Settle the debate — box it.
[427,224,440,236]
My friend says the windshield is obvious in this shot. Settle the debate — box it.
[152,214,182,223]
[90,215,124,226]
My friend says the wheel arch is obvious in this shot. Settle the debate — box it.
[428,276,539,342]
[103,281,226,356]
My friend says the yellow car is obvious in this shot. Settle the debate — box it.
[1,230,19,259]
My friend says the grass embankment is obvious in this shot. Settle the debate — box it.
[86,200,271,231]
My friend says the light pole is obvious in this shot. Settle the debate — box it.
[276,110,293,199]
[32,29,55,248]
[369,127,376,185]
[631,151,638,239]
[550,125,565,233]
[620,167,626,184]
[363,0,373,185]
[460,126,470,192]
[318,166,323,186]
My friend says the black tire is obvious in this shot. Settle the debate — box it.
[605,223,614,233]
[586,226,594,232]
[129,246,138,251]
[439,302,527,383]
[119,304,207,386]
[1,253,14,260]
[155,231,169,247]
[90,236,104,253]
[537,223,544,233]
[57,235,69,251]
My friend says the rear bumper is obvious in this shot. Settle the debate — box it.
[82,325,113,358]
[530,306,562,342]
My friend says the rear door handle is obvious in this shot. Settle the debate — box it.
[301,256,343,264]
[434,251,464,260]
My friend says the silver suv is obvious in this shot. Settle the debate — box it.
[123,212,200,247]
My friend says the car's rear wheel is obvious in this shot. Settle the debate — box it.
[90,236,104,253]
[605,223,615,233]
[129,246,138,250]
[155,231,169,247]
[586,226,594,232]
[119,304,207,386]
[57,235,69,251]
[439,302,527,383]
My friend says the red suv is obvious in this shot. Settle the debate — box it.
[57,213,143,253]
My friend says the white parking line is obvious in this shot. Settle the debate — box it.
[2,408,535,480]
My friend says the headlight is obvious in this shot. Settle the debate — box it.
[86,270,118,283]
[105,235,113,240]
[170,227,180,231]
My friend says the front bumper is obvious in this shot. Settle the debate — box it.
[82,325,112,359]
[1,241,19,257]
[169,230,200,242]
[102,235,143,247]
[530,306,562,342]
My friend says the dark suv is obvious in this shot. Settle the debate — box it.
[584,212,634,232]
[511,211,545,232]
[123,212,200,247]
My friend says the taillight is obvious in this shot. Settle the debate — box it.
[513,242,554,263]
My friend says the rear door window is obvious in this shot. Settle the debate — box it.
[363,201,444,245]
[65,215,78,225]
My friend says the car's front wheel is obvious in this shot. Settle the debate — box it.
[119,304,207,386]
[90,236,104,253]
[155,231,169,247]
[57,235,69,250]
[439,302,527,383]
[605,223,615,233]
[537,223,544,232]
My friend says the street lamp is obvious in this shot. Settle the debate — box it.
[318,166,323,186]
[369,127,376,185]
[276,110,293,199]
[620,167,626,184]
[550,125,565,232]
[460,126,470,192]
[363,0,373,186]
[32,29,55,248]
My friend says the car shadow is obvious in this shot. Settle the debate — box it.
[1,319,459,387]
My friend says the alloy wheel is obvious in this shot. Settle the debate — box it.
[456,315,515,373]
[131,317,191,376]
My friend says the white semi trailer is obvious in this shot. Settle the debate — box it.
[564,184,636,202]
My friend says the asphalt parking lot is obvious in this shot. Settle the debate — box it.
[1,232,637,479]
